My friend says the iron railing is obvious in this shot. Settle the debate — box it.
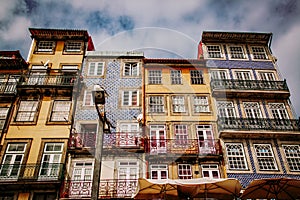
[19,75,77,86]
[211,79,289,91]
[0,163,64,181]
[0,82,17,94]
[60,179,138,199]
[218,117,300,131]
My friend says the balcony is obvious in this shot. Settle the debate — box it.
[0,163,64,182]
[218,117,300,137]
[210,79,290,98]
[0,82,17,95]
[60,179,138,199]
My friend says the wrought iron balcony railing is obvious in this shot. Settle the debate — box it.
[60,179,138,199]
[19,75,77,86]
[218,117,300,131]
[0,163,64,181]
[211,79,289,91]
[0,82,17,94]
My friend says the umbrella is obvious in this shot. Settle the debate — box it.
[133,178,178,199]
[176,178,242,199]
[240,177,300,200]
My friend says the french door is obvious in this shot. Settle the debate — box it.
[196,125,215,154]
[150,125,166,154]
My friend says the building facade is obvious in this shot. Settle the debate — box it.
[0,28,93,199]
[60,51,145,199]
[199,31,300,188]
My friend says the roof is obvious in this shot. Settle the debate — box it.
[201,31,272,45]
[86,51,144,58]
[0,51,28,70]
[29,28,90,41]
[144,58,205,65]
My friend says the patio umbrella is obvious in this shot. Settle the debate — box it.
[176,178,242,199]
[132,178,178,199]
[240,177,300,200]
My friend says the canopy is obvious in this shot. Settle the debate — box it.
[240,177,300,200]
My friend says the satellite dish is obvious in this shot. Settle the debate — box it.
[136,114,143,122]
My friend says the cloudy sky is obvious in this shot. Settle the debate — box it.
[1,0,300,117]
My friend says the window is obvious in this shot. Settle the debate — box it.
[259,72,275,81]
[201,164,220,179]
[119,123,139,147]
[254,144,278,170]
[283,145,300,172]
[172,96,185,113]
[228,46,246,59]
[150,164,168,179]
[150,125,166,154]
[170,70,182,84]
[206,45,223,58]
[83,91,94,106]
[148,70,162,84]
[211,70,228,80]
[193,96,209,113]
[225,143,248,170]
[15,100,39,122]
[251,46,268,60]
[268,103,288,119]
[217,101,236,118]
[0,143,26,179]
[88,62,104,76]
[117,161,138,180]
[243,102,262,118]
[178,164,192,179]
[0,107,9,130]
[36,41,55,52]
[50,101,71,122]
[124,62,139,76]
[174,125,188,145]
[149,96,164,113]
[39,143,63,179]
[122,90,139,106]
[64,41,82,52]
[196,125,215,154]
[235,71,252,80]
[190,70,204,84]
[33,193,56,200]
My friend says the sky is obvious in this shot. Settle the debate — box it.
[0,0,300,117]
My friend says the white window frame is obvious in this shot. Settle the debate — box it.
[225,143,248,170]
[243,102,262,118]
[170,70,182,84]
[217,101,236,118]
[190,70,204,84]
[211,70,228,80]
[0,107,9,130]
[172,96,186,113]
[234,70,252,80]
[250,46,268,60]
[15,100,39,122]
[36,41,55,52]
[148,70,162,84]
[122,90,139,107]
[258,71,276,81]
[283,145,300,172]
[149,96,164,113]
[174,124,188,146]
[88,62,104,76]
[227,45,248,60]
[39,143,63,179]
[193,96,209,113]
[123,62,139,76]
[150,164,168,179]
[206,45,224,59]
[178,164,192,179]
[83,90,94,106]
[64,41,83,52]
[254,144,278,171]
[201,164,220,179]
[268,103,289,119]
[50,100,71,122]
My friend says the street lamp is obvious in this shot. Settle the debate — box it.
[91,85,106,200]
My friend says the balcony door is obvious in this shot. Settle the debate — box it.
[28,70,47,85]
[39,143,63,179]
[80,124,97,148]
[70,161,93,197]
[196,125,215,154]
[119,123,139,147]
[0,143,26,180]
[150,125,166,154]
[117,161,138,197]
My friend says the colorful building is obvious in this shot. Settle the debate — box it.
[199,31,300,188]
[0,28,93,199]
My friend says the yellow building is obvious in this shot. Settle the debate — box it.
[0,28,94,199]
[143,58,224,182]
